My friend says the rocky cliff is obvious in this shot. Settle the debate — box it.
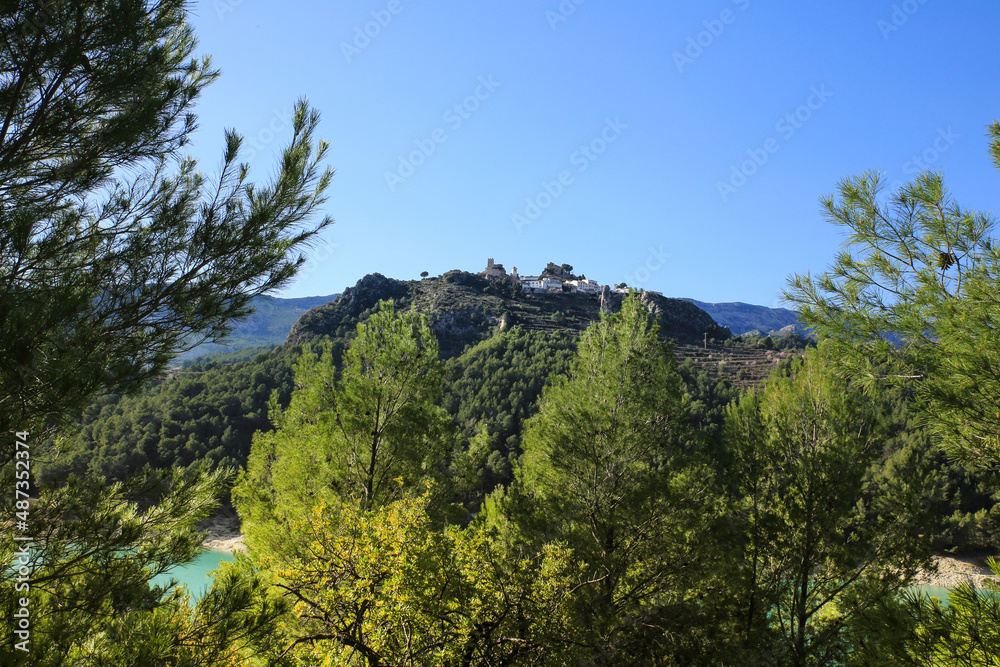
[287,271,728,359]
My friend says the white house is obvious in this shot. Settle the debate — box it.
[520,275,543,290]
[567,279,600,294]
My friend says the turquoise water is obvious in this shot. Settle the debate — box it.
[152,548,236,599]
[911,583,1000,606]
[911,584,953,604]
[150,553,966,605]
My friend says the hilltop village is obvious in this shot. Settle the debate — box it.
[481,258,661,297]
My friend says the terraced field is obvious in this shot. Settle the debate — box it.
[674,343,800,390]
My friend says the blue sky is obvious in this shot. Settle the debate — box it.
[184,0,1000,307]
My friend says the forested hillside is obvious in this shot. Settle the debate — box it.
[44,295,1000,557]
[42,274,797,490]
[287,270,729,354]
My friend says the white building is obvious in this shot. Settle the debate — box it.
[521,275,608,294]
[520,275,543,290]
[567,279,600,294]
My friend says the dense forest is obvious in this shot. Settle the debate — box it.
[5,1,1000,665]
[41,317,1000,555]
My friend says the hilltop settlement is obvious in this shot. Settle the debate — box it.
[481,258,651,296]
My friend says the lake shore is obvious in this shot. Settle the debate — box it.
[194,512,999,587]
[913,554,998,589]
[199,513,245,552]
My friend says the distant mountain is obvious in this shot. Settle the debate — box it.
[175,293,339,362]
[681,299,807,336]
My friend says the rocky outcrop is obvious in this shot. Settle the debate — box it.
[912,554,999,589]
[285,272,727,357]
[640,292,730,345]
[427,308,499,359]
[286,273,409,345]
[599,285,612,314]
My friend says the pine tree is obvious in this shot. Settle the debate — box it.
[500,293,722,661]
[785,124,1000,463]
[0,0,333,447]
[236,300,452,559]
[722,347,935,665]
[0,1,331,662]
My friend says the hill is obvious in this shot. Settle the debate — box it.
[42,270,813,492]
[288,271,729,357]
[681,298,807,335]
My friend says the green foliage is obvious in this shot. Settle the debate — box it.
[441,328,576,508]
[0,1,332,448]
[235,301,452,559]
[726,331,816,351]
[847,560,1000,665]
[785,127,1000,463]
[482,275,520,299]
[0,467,284,666]
[497,293,724,662]
[38,346,299,485]
[721,346,937,665]
[676,357,742,445]
[0,1,331,663]
[259,493,582,666]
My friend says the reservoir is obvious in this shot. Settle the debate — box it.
[156,550,962,605]
[153,548,237,599]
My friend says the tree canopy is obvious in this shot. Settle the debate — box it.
[785,124,1000,463]
[235,300,452,559]
[0,0,333,449]
[1,1,333,663]
[495,293,725,662]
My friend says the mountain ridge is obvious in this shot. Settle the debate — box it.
[681,298,806,336]
[179,272,808,362]
[286,271,728,358]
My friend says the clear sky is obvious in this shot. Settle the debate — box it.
[183,0,1000,307]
